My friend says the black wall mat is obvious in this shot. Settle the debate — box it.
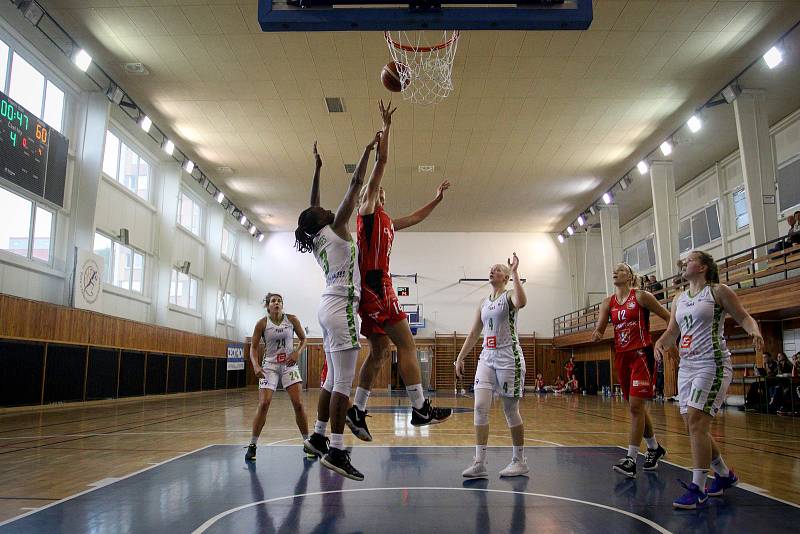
[585,361,598,394]
[186,357,202,392]
[145,353,167,395]
[167,356,186,394]
[202,358,216,390]
[43,345,87,404]
[215,359,227,389]
[0,340,45,407]
[598,360,611,389]
[86,348,119,400]
[118,351,145,397]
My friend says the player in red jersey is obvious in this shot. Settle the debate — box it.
[592,263,671,478]
[344,100,452,440]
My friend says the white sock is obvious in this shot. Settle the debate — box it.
[302,433,309,441]
[512,445,524,461]
[354,387,371,411]
[692,469,709,488]
[710,455,730,477]
[476,445,487,463]
[644,435,658,450]
[406,383,425,410]
[250,435,258,445]
[627,445,639,459]
[330,433,344,451]
[314,420,328,436]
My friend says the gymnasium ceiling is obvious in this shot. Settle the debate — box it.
[26,1,800,231]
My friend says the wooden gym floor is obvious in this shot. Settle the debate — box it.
[0,388,798,527]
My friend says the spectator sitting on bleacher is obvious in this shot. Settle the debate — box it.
[763,352,778,377]
[551,375,566,393]
[792,353,799,377]
[769,214,799,253]
[648,275,665,302]
[671,259,686,293]
[776,352,793,375]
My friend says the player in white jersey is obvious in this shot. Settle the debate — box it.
[656,250,763,510]
[294,135,379,481]
[245,293,308,463]
[455,253,528,478]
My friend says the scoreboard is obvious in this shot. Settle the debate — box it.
[0,89,68,207]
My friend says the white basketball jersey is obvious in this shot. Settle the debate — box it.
[313,225,361,299]
[261,314,294,365]
[481,291,519,350]
[675,285,730,365]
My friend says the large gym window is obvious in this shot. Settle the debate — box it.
[102,130,151,201]
[4,49,65,133]
[0,185,54,263]
[216,291,235,324]
[170,269,200,312]
[679,202,722,254]
[93,232,145,294]
[732,188,749,231]
[777,157,800,213]
[177,191,204,239]
[623,236,656,273]
[221,226,237,262]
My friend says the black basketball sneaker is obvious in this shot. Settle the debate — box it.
[613,456,637,478]
[410,399,452,426]
[643,444,667,471]
[321,447,364,481]
[244,444,257,462]
[346,405,373,441]
[303,432,330,459]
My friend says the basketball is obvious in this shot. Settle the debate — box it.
[381,61,407,93]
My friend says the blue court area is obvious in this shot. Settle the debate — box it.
[1,445,797,533]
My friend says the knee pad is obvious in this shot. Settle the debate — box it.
[502,397,523,428]
[474,388,492,426]
[331,348,358,396]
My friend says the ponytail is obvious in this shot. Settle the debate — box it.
[294,207,319,254]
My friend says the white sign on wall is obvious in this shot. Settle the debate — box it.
[74,249,104,311]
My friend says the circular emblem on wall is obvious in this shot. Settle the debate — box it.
[79,258,101,304]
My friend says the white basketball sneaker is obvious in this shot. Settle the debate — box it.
[462,459,489,479]
[499,458,529,477]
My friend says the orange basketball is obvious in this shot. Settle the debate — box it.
[381,61,407,93]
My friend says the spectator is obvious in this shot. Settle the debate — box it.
[567,374,580,393]
[776,352,793,375]
[769,215,798,253]
[671,259,686,294]
[535,373,546,393]
[763,352,778,377]
[553,375,565,393]
[790,211,800,246]
[792,353,799,378]
[565,355,575,383]
[654,353,665,400]
[649,275,665,302]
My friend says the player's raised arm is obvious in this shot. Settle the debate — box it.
[332,131,381,236]
[394,180,451,230]
[359,99,396,216]
[309,141,322,207]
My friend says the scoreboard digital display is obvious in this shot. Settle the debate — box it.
[0,89,68,207]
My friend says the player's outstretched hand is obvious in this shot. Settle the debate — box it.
[435,180,451,201]
[508,252,519,273]
[313,141,322,167]
[379,99,397,127]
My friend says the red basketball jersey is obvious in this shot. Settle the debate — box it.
[357,205,394,274]
[609,289,652,352]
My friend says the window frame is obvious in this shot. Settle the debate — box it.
[623,235,656,274]
[221,225,238,263]
[216,290,236,325]
[92,230,146,295]
[731,187,749,232]
[101,128,153,202]
[177,188,205,239]
[776,153,800,216]
[169,267,202,313]
[0,183,55,265]
[679,200,722,255]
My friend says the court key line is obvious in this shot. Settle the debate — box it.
[191,486,673,534]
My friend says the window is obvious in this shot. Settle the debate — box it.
[217,291,235,323]
[679,202,722,254]
[623,236,656,273]
[0,185,53,262]
[221,227,237,260]
[777,158,800,213]
[0,39,9,94]
[6,52,65,132]
[170,269,200,311]
[93,232,145,293]
[101,130,150,200]
[178,191,204,238]
[732,188,749,231]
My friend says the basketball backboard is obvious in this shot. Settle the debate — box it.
[258,0,593,32]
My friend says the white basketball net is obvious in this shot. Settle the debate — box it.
[384,30,460,105]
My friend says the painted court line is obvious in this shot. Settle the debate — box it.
[0,444,216,527]
[191,487,673,534]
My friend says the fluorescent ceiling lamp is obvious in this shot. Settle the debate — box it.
[73,49,92,72]
[687,115,702,133]
[602,192,612,204]
[557,234,565,244]
[258,233,265,243]
[637,161,648,175]
[660,140,673,156]
[240,215,247,226]
[215,191,224,203]
[163,139,174,156]
[249,225,257,236]
[763,46,783,69]
[139,115,152,133]
[184,160,194,173]
[577,215,585,226]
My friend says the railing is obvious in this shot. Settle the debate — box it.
[554,234,800,338]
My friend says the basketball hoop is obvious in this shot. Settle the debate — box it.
[384,30,460,105]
